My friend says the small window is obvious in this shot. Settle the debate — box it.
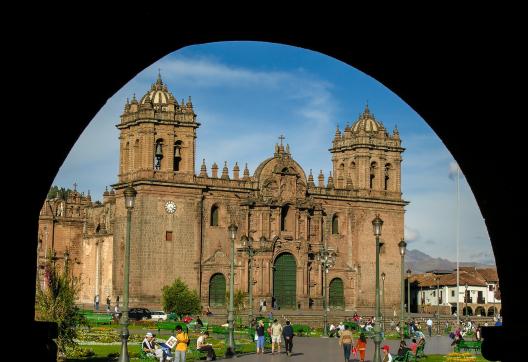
[211,205,219,226]
[332,215,339,234]
[451,290,455,297]
[166,231,173,241]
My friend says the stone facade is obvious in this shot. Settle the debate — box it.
[38,75,408,312]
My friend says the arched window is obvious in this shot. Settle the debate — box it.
[281,205,291,231]
[370,161,377,189]
[154,139,163,170]
[350,161,356,187]
[332,214,339,234]
[174,140,182,171]
[210,205,219,226]
[384,163,391,191]
[134,139,140,170]
[123,142,130,174]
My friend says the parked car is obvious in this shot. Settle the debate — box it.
[151,310,168,321]
[128,307,152,321]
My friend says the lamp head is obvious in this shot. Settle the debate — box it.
[372,214,383,237]
[406,269,412,278]
[124,185,137,209]
[381,272,386,281]
[398,239,407,256]
[228,224,238,240]
[241,235,248,247]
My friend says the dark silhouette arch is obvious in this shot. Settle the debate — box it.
[19,18,524,361]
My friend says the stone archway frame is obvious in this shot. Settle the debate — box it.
[271,250,300,309]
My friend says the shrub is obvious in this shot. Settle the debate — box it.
[292,324,310,336]
[162,278,201,317]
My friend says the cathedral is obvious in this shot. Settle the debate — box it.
[38,75,407,313]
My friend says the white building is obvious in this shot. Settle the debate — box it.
[411,267,500,316]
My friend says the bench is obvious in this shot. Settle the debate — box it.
[454,340,481,353]
[156,321,188,334]
[187,321,209,333]
[188,340,211,361]
[84,313,113,326]
[393,349,413,362]
[415,342,426,359]
[138,344,157,360]
[393,344,426,362]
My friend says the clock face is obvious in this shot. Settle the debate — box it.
[164,201,176,214]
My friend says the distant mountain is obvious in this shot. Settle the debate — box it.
[404,249,495,274]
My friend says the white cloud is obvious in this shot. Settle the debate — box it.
[404,225,420,243]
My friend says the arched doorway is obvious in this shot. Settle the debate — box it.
[209,273,226,307]
[329,278,345,309]
[475,306,486,316]
[273,253,296,309]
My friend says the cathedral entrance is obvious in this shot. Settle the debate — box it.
[329,278,345,309]
[273,253,296,309]
[209,273,226,307]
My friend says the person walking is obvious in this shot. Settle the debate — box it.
[94,294,99,311]
[426,318,433,337]
[338,325,354,362]
[106,296,111,312]
[270,319,283,354]
[355,332,367,362]
[255,320,266,354]
[282,320,294,356]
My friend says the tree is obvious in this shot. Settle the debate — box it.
[161,278,201,318]
[226,289,247,315]
[35,252,85,357]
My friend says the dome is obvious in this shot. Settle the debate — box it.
[140,73,175,105]
[350,105,384,133]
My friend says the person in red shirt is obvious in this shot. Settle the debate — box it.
[355,332,367,362]
[409,338,417,353]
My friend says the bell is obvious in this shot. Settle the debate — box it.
[155,142,163,157]
[174,147,181,158]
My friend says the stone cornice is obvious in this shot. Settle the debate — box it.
[116,119,200,130]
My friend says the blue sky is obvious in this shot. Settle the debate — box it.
[52,41,494,265]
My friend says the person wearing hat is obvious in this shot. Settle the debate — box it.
[143,332,165,361]
[382,345,392,362]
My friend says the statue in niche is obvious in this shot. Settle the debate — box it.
[279,175,296,201]
[262,178,278,200]
[296,178,306,198]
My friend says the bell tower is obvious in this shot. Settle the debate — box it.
[330,105,404,194]
[117,73,199,182]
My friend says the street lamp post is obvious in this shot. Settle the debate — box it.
[464,282,469,317]
[119,185,136,362]
[407,269,412,316]
[316,244,336,337]
[226,224,238,358]
[436,277,440,335]
[241,235,255,327]
[398,239,407,341]
[372,214,384,362]
[381,272,386,333]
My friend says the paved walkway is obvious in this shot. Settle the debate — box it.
[232,335,456,361]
